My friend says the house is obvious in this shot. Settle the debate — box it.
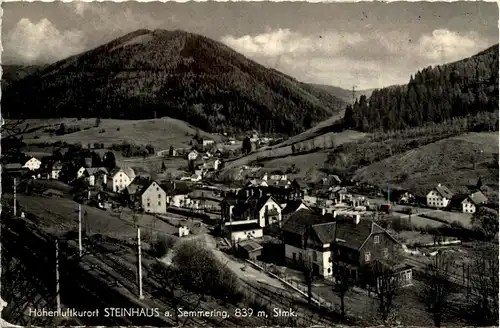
[398,192,415,204]
[23,157,42,171]
[221,193,283,228]
[124,176,151,204]
[140,181,168,214]
[80,167,109,187]
[110,167,136,193]
[202,139,215,147]
[281,209,409,286]
[238,240,263,261]
[161,181,194,208]
[206,158,222,171]
[426,184,454,208]
[187,150,199,161]
[461,190,488,213]
[226,222,264,244]
[51,162,63,180]
[281,199,310,221]
[169,147,177,157]
[269,171,288,181]
[2,163,30,178]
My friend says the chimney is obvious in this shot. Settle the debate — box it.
[354,214,361,224]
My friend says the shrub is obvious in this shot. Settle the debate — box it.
[151,234,176,258]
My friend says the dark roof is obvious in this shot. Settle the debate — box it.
[282,199,308,216]
[282,210,397,250]
[281,209,334,235]
[3,163,23,170]
[228,223,262,232]
[467,190,488,205]
[311,222,337,244]
[239,240,263,252]
[160,180,192,196]
[434,184,453,199]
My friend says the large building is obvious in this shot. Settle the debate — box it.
[141,181,168,214]
[281,209,412,288]
[426,184,454,208]
[110,167,136,193]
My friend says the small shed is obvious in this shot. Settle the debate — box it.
[238,240,263,262]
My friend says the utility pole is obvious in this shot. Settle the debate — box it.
[55,239,61,312]
[352,85,357,104]
[78,204,82,257]
[13,178,17,216]
[137,227,144,300]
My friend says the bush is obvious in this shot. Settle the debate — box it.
[116,127,120,131]
[151,234,176,258]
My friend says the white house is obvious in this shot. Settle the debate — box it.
[222,194,282,228]
[269,173,288,181]
[23,157,42,171]
[227,223,264,244]
[140,181,167,214]
[202,139,215,147]
[77,166,87,179]
[110,167,136,193]
[51,162,63,180]
[426,184,453,208]
[461,191,488,213]
[187,150,199,161]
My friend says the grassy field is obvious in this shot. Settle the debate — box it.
[223,129,367,173]
[419,210,473,228]
[14,194,182,240]
[16,117,221,150]
[354,132,499,201]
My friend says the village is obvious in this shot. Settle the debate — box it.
[2,129,497,327]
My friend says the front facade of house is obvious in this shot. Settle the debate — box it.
[111,168,136,193]
[426,184,453,208]
[187,150,199,161]
[257,196,282,227]
[461,191,488,213]
[226,222,264,243]
[281,210,404,283]
[51,163,63,180]
[141,181,167,214]
[23,157,42,171]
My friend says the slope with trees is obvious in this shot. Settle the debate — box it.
[344,44,499,132]
[3,29,346,135]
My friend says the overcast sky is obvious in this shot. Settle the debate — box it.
[2,1,498,89]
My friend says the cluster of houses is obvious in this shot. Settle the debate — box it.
[425,182,488,214]
[220,180,413,288]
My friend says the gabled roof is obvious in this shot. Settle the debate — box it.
[85,167,109,175]
[282,210,398,251]
[433,184,453,199]
[464,190,488,205]
[282,199,308,216]
[255,195,280,211]
[239,240,263,252]
[160,180,192,196]
[281,209,334,236]
[111,167,136,180]
[140,180,167,196]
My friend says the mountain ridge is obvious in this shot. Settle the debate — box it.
[3,29,348,135]
[344,44,499,132]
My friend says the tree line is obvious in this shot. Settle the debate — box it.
[343,45,499,132]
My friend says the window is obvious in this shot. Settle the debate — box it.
[147,203,150,207]
[158,201,161,206]
[327,268,331,274]
[312,252,317,262]
[158,194,161,199]
[157,187,159,191]
[383,248,389,258]
[374,235,380,244]
[365,252,371,262]
[293,253,296,260]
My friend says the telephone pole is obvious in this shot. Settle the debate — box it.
[78,204,83,257]
[13,178,17,216]
[352,85,357,103]
[55,239,61,312]
[137,227,144,300]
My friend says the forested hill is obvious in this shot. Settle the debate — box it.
[2,29,347,135]
[343,44,499,132]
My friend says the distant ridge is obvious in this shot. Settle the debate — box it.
[3,29,347,135]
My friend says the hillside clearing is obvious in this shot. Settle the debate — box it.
[18,117,221,150]
[354,132,499,201]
